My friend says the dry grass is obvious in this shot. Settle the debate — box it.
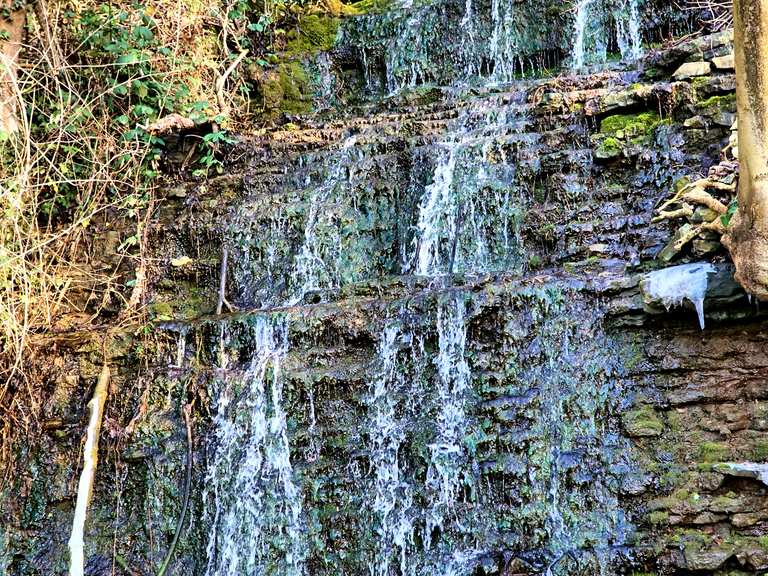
[0,0,240,459]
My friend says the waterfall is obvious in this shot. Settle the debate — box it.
[413,145,460,276]
[572,0,644,70]
[425,297,471,538]
[368,325,415,576]
[489,0,518,82]
[409,98,527,276]
[571,0,594,70]
[204,317,306,575]
[619,0,643,61]
[287,136,358,304]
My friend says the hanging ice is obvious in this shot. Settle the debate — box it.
[640,263,716,329]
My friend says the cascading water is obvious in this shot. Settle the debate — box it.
[343,0,557,93]
[368,325,416,576]
[409,97,529,276]
[425,296,471,538]
[571,0,644,70]
[571,0,595,70]
[204,317,306,576]
[616,0,643,62]
[199,2,651,572]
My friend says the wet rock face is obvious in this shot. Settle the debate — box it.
[2,8,765,576]
[618,320,768,574]
[332,0,701,99]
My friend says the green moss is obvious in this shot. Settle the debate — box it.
[758,535,768,550]
[623,405,664,437]
[150,301,174,321]
[697,93,736,111]
[600,111,661,137]
[710,492,741,512]
[595,137,622,159]
[528,255,543,270]
[258,60,313,114]
[648,511,669,525]
[672,176,692,195]
[350,0,395,13]
[698,442,729,462]
[753,439,768,461]
[284,14,341,54]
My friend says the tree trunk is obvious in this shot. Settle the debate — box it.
[0,1,25,134]
[722,0,768,300]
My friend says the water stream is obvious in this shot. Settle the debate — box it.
[203,1,645,573]
[204,317,306,576]
[571,0,644,70]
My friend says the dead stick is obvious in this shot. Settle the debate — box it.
[68,363,110,576]
[216,247,228,315]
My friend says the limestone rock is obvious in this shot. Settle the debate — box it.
[684,546,733,571]
[673,61,712,80]
[684,115,707,129]
[712,54,735,70]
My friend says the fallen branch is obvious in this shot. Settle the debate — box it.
[68,363,111,576]
[216,246,229,315]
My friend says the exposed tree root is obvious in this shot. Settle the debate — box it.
[653,168,736,260]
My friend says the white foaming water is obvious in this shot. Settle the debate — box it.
[368,325,415,576]
[571,0,595,70]
[204,317,306,576]
[616,0,643,61]
[288,136,358,304]
[425,297,471,538]
[409,101,525,276]
[572,0,643,70]
[414,145,461,276]
[489,0,518,82]
[640,262,715,329]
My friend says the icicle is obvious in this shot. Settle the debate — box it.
[640,263,715,329]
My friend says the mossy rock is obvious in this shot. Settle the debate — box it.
[349,0,394,14]
[648,510,669,525]
[284,14,341,54]
[150,301,174,321]
[623,405,664,437]
[698,441,729,462]
[256,61,313,115]
[697,93,736,114]
[600,111,661,139]
[595,136,623,160]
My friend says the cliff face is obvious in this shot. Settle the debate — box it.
[3,2,766,575]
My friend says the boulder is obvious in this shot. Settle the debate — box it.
[673,61,712,80]
[712,54,735,70]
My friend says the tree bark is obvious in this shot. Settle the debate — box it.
[722,0,768,299]
[0,1,25,134]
